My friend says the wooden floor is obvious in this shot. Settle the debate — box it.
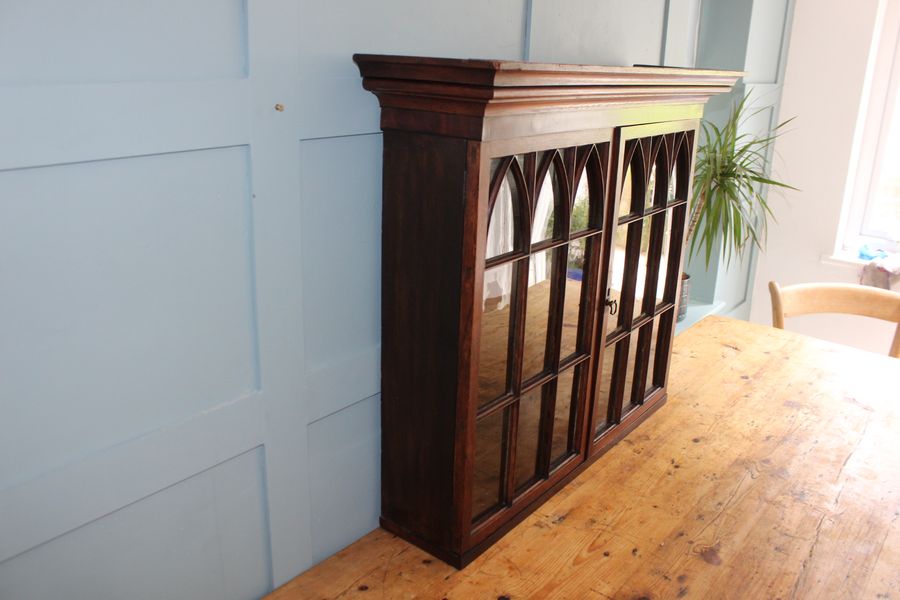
[269,316,900,600]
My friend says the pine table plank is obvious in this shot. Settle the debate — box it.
[268,315,900,600]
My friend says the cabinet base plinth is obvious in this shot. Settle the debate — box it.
[378,517,464,568]
[381,392,668,569]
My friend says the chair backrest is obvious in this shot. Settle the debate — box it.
[768,281,900,358]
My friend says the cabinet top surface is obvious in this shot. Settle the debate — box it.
[355,54,742,139]
[354,53,743,88]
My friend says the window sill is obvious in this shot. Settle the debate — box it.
[820,252,868,270]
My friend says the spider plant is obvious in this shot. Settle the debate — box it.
[687,94,797,268]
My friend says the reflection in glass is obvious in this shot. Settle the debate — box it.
[490,158,502,180]
[472,408,506,521]
[478,263,514,407]
[514,386,543,491]
[653,310,675,388]
[668,168,678,203]
[643,317,660,398]
[655,211,672,307]
[522,249,555,380]
[608,224,628,326]
[632,217,653,321]
[594,342,617,436]
[515,154,527,175]
[621,335,640,415]
[560,238,587,359]
[571,171,590,233]
[663,204,687,305]
[532,167,558,244]
[551,367,577,465]
[486,169,517,259]
[646,163,657,210]
[619,164,636,219]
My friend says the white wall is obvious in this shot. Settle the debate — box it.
[0,1,689,598]
[748,0,897,355]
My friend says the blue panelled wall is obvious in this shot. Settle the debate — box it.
[0,1,787,597]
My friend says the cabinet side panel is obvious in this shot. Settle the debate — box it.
[380,131,468,551]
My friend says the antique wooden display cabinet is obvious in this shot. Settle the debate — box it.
[354,54,740,567]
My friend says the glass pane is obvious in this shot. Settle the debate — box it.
[668,167,678,203]
[514,386,543,492]
[551,367,577,465]
[479,262,514,407]
[864,81,900,239]
[561,238,587,360]
[653,310,675,388]
[593,341,617,437]
[643,317,661,398]
[571,171,590,233]
[619,165,641,218]
[632,217,653,321]
[655,211,672,308]
[608,224,628,326]
[621,335,640,416]
[662,204,686,304]
[515,154,526,170]
[472,408,507,521]
[532,167,558,244]
[646,163,657,210]
[486,169,517,259]
[522,249,555,380]
[490,157,502,180]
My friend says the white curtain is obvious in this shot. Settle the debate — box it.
[484,179,515,309]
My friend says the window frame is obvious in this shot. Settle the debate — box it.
[840,0,900,254]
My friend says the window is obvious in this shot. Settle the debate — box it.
[841,0,900,254]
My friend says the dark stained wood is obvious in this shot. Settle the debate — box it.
[659,131,697,392]
[358,55,737,568]
[451,139,486,548]
[588,125,623,443]
[597,121,699,433]
[354,55,742,140]
[509,256,530,396]
[354,54,743,86]
[632,147,676,402]
[379,130,468,554]
[618,220,644,332]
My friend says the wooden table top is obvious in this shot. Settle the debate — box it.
[269,316,900,600]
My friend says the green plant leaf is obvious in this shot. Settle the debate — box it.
[687,92,797,268]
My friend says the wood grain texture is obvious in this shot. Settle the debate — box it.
[268,316,900,600]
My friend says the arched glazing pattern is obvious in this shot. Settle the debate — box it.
[472,142,609,524]
[593,129,695,439]
[485,156,526,260]
[531,154,564,245]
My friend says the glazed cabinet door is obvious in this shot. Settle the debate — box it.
[468,137,612,541]
[590,122,697,452]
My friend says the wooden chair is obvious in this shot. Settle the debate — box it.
[768,281,900,358]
